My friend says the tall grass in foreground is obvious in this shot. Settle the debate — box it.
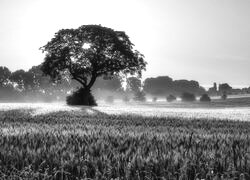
[0,109,250,179]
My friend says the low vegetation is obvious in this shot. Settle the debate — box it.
[200,94,211,102]
[0,105,250,179]
[66,88,97,106]
[181,92,196,102]
[166,94,177,102]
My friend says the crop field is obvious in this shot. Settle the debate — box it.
[0,97,250,179]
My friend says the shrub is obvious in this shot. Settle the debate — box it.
[152,97,157,102]
[181,92,196,102]
[66,88,97,106]
[200,94,211,102]
[166,95,176,102]
[221,93,227,100]
[133,91,146,102]
[105,96,114,103]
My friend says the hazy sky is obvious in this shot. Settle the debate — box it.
[0,0,249,87]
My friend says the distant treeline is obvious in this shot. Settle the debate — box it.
[144,77,250,97]
[0,65,123,102]
[0,66,249,102]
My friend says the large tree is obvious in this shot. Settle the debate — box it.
[40,25,146,105]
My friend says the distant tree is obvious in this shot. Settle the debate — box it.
[200,94,211,102]
[10,70,35,91]
[143,76,205,96]
[28,65,73,101]
[166,94,176,102]
[0,66,17,101]
[93,75,122,92]
[28,65,54,90]
[133,90,146,102]
[143,76,173,95]
[219,83,232,94]
[127,77,142,93]
[181,92,196,102]
[174,80,205,95]
[40,25,146,105]
[0,66,11,87]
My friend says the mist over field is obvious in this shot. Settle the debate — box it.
[1,0,250,179]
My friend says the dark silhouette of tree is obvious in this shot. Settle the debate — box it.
[181,92,196,102]
[174,80,205,95]
[0,67,16,101]
[219,83,232,93]
[40,25,146,105]
[200,94,211,102]
[143,76,205,96]
[144,76,173,95]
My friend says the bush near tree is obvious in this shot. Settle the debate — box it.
[66,88,97,106]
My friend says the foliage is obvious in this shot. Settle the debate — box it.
[181,92,196,102]
[40,25,146,94]
[144,76,173,95]
[200,93,211,102]
[133,90,146,102]
[0,66,11,86]
[66,88,97,106]
[126,77,142,93]
[219,83,232,93]
[166,94,176,102]
[143,76,205,96]
[0,108,250,179]
[10,70,35,91]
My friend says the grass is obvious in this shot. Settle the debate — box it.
[0,98,250,179]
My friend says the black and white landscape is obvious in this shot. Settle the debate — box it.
[0,0,250,179]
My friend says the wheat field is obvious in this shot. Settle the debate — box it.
[0,99,250,179]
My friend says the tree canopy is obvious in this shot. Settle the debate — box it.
[40,25,146,91]
[0,67,11,87]
[143,76,205,96]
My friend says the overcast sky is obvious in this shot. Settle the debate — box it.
[0,0,249,87]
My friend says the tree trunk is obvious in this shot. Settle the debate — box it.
[87,76,97,89]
